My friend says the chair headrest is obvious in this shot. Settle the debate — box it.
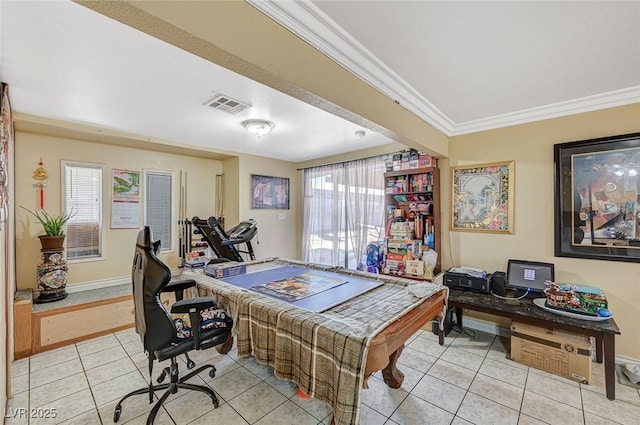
[136,226,153,250]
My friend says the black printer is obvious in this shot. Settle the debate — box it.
[444,267,491,294]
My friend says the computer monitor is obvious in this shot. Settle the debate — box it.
[506,259,555,294]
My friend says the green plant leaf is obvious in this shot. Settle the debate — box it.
[20,206,76,236]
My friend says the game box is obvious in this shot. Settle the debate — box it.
[204,261,247,279]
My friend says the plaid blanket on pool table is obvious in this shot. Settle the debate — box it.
[186,258,447,425]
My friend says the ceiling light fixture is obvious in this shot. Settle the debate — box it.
[241,119,275,137]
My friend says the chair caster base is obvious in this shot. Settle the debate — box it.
[113,405,121,423]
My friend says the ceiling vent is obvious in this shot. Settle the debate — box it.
[204,94,251,115]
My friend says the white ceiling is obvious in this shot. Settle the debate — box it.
[1,1,639,163]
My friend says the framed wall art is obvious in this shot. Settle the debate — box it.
[451,161,514,233]
[554,132,640,262]
[111,169,141,229]
[251,174,290,209]
[0,82,12,226]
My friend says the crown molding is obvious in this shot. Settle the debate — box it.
[247,0,455,135]
[249,1,640,138]
[451,86,640,136]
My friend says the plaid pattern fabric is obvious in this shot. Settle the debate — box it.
[186,258,448,425]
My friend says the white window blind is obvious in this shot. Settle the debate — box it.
[63,161,103,259]
[145,171,173,251]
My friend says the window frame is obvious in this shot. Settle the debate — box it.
[143,169,176,253]
[61,160,106,263]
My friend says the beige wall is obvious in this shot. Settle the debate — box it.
[14,128,302,289]
[237,154,299,260]
[15,131,224,289]
[11,106,640,360]
[221,157,240,230]
[446,103,640,358]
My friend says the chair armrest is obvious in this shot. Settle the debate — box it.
[171,296,216,314]
[162,279,196,302]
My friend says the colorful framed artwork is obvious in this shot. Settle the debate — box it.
[554,132,640,262]
[111,169,141,229]
[251,174,290,209]
[451,161,515,233]
[0,83,12,226]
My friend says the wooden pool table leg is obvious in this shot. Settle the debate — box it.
[381,344,405,388]
[216,335,234,354]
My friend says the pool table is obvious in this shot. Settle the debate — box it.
[186,258,448,425]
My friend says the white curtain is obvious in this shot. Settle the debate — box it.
[302,156,385,268]
[345,157,386,268]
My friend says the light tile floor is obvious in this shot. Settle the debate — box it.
[5,327,640,425]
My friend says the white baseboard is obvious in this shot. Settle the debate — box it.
[616,354,640,365]
[65,276,129,293]
[65,268,184,294]
[461,316,511,338]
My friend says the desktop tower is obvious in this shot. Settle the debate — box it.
[491,271,507,296]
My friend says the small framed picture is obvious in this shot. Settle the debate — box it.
[251,174,290,209]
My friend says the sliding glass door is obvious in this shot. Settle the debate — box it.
[302,157,385,268]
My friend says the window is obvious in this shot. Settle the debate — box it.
[62,161,104,260]
[144,170,173,251]
[302,156,386,268]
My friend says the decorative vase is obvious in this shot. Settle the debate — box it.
[35,235,68,303]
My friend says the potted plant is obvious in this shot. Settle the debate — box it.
[21,207,75,251]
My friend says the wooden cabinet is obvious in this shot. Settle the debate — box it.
[383,167,440,279]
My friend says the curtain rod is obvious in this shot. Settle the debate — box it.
[296,148,422,171]
[296,151,401,171]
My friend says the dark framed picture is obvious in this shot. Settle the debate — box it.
[554,132,640,262]
[251,174,290,209]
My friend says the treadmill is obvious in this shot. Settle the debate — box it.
[191,216,257,262]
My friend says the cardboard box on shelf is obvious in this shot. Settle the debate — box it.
[409,150,419,169]
[510,321,592,383]
[418,154,436,168]
[405,259,424,277]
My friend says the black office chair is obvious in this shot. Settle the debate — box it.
[114,227,232,424]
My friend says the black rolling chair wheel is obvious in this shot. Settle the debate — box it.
[187,359,195,369]
[113,405,122,422]
[209,368,216,378]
